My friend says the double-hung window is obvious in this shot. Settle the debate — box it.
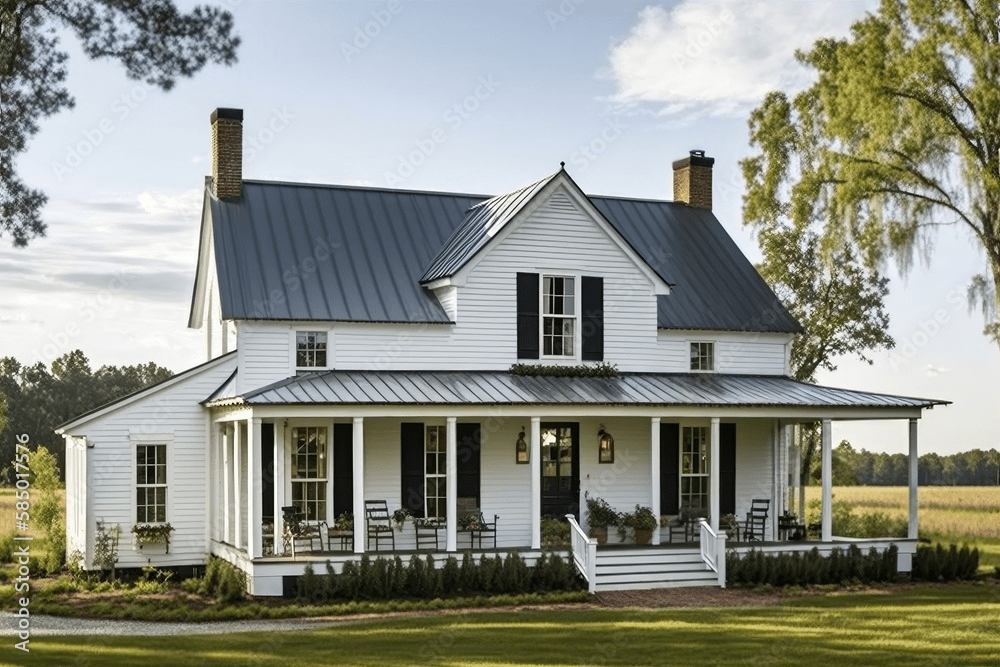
[296,331,328,369]
[291,426,327,522]
[425,425,446,520]
[680,426,709,513]
[690,342,714,371]
[542,276,576,357]
[136,444,167,523]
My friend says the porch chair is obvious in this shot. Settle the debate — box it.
[364,500,395,551]
[743,499,771,542]
[318,521,354,552]
[457,497,499,549]
[414,519,441,551]
[281,505,322,556]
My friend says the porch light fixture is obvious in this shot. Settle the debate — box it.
[516,427,529,464]
[598,424,615,464]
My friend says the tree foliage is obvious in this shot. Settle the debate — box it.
[830,441,1000,486]
[0,350,173,480]
[0,0,239,246]
[743,0,1000,345]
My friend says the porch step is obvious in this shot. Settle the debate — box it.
[591,546,719,591]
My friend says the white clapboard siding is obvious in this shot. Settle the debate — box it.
[238,327,293,393]
[657,330,791,375]
[61,355,238,570]
[732,419,776,541]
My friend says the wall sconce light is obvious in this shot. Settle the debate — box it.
[516,427,529,464]
[598,424,615,464]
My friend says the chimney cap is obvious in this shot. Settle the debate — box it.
[672,149,715,170]
[211,108,244,123]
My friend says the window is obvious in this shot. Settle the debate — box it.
[542,276,575,357]
[690,342,714,371]
[680,426,709,513]
[296,331,328,368]
[425,425,447,520]
[291,427,327,522]
[136,444,167,523]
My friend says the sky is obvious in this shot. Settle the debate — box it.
[1,0,997,456]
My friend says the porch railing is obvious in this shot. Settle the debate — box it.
[699,519,727,588]
[566,514,597,593]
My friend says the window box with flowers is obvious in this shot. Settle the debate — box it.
[131,523,174,553]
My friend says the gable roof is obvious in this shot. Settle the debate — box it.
[195,174,801,333]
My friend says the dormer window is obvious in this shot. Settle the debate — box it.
[543,276,576,357]
[296,331,328,369]
[690,342,715,371]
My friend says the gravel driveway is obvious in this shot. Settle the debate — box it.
[2,612,352,636]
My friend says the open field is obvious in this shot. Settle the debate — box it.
[18,583,1000,667]
[0,489,65,540]
[803,486,1000,569]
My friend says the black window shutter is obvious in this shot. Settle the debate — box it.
[516,272,539,359]
[581,276,604,361]
[719,423,737,516]
[456,423,481,506]
[332,423,354,517]
[660,423,680,515]
[261,423,275,521]
[400,422,425,518]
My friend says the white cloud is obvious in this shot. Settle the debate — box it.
[608,1,875,118]
[137,189,202,219]
[924,364,948,377]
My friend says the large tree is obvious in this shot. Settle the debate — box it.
[0,0,239,246]
[742,0,1000,347]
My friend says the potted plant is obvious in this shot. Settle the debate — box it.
[618,505,657,545]
[333,512,353,532]
[131,523,174,553]
[391,508,411,530]
[586,496,619,545]
[720,513,739,540]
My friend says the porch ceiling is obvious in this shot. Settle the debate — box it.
[206,370,948,413]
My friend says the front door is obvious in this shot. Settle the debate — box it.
[540,422,580,519]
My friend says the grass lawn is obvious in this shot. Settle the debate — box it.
[18,583,1000,667]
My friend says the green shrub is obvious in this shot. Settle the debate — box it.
[0,532,15,563]
[199,557,247,603]
[912,544,979,581]
[727,545,900,587]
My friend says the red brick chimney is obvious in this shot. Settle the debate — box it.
[211,108,243,200]
[672,149,714,210]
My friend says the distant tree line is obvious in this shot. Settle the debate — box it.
[830,441,1000,487]
[0,350,172,482]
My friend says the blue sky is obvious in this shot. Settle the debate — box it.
[1,1,996,456]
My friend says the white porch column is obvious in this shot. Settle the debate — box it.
[651,417,661,545]
[222,425,231,543]
[234,422,243,550]
[908,418,919,539]
[530,417,541,550]
[352,417,365,554]
[273,423,284,556]
[795,425,805,523]
[821,419,832,542]
[248,418,262,558]
[446,418,458,552]
[710,417,720,532]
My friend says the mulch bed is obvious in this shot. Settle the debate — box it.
[595,586,790,608]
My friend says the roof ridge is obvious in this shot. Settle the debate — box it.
[239,178,489,200]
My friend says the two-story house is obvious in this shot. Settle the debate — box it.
[58,108,946,595]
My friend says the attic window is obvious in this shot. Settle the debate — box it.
[542,276,576,357]
[296,331,328,368]
[690,342,714,372]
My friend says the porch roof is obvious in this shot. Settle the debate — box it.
[208,370,948,411]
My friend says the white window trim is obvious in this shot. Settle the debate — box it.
[289,425,330,524]
[539,273,581,362]
[688,340,716,373]
[290,327,334,373]
[130,433,173,526]
[425,424,447,520]
[679,425,710,512]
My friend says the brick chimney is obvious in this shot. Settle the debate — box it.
[672,149,715,210]
[210,108,243,200]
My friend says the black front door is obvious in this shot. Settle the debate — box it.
[540,422,580,519]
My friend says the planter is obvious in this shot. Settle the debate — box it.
[635,529,653,545]
[589,526,608,545]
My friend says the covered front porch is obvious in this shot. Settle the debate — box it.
[204,370,946,595]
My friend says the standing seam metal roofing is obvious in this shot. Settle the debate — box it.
[208,176,800,333]
[225,370,948,410]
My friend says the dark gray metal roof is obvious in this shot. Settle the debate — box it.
[421,172,558,283]
[207,177,800,333]
[589,197,801,333]
[211,181,483,322]
[226,370,947,410]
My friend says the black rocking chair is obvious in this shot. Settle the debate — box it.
[364,500,395,551]
[743,499,771,542]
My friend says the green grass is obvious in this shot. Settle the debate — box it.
[19,584,1000,667]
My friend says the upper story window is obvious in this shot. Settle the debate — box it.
[296,331,328,368]
[690,342,715,371]
[543,276,576,357]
